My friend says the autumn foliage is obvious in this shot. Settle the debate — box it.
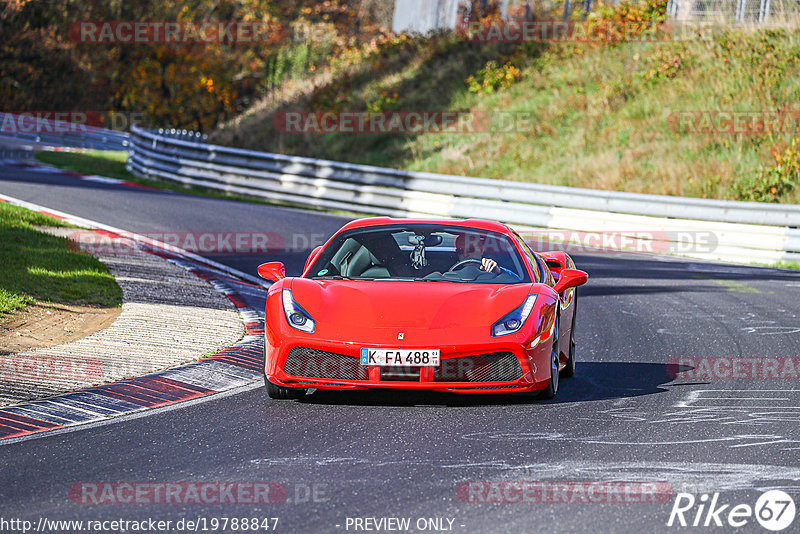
[0,0,392,132]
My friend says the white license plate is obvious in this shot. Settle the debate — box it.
[360,348,440,366]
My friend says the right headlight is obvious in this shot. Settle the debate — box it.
[282,289,315,333]
[491,295,537,336]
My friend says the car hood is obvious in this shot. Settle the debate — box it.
[290,278,536,330]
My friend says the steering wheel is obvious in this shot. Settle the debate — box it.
[450,258,483,271]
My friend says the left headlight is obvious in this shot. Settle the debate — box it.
[491,295,537,336]
[282,288,315,333]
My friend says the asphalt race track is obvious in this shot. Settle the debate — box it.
[2,159,800,533]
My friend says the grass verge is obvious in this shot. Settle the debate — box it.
[34,150,133,182]
[34,150,219,195]
[0,202,122,320]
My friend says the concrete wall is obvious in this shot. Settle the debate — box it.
[392,0,463,33]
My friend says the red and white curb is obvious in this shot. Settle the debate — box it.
[0,193,269,443]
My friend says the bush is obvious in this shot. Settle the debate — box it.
[733,139,800,202]
[586,0,668,44]
[639,45,689,84]
[466,60,521,94]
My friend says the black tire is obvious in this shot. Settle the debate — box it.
[539,317,560,400]
[264,375,306,400]
[560,294,577,378]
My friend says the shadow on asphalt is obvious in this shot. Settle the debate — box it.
[291,362,671,408]
[571,253,800,282]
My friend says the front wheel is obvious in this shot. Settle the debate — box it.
[264,376,306,400]
[539,350,559,400]
[560,295,577,378]
[540,318,560,400]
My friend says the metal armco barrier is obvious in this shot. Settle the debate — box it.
[128,124,800,264]
[0,113,129,152]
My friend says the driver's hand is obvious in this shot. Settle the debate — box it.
[481,258,499,273]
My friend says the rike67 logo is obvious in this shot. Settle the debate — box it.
[668,490,796,531]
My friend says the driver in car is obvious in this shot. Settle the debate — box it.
[454,234,520,279]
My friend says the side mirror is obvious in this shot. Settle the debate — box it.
[303,246,323,274]
[257,262,286,282]
[552,268,588,294]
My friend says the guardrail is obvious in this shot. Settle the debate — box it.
[128,124,800,264]
[0,113,129,152]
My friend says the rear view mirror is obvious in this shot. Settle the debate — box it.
[408,234,443,246]
[425,234,443,246]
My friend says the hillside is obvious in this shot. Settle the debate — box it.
[210,3,800,203]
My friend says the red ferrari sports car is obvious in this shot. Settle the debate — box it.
[257,218,587,400]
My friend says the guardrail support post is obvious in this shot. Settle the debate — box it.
[758,0,770,22]
[736,0,745,22]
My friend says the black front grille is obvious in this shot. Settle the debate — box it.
[380,366,421,382]
[432,352,523,382]
[284,347,367,380]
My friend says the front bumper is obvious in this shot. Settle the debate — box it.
[266,342,549,393]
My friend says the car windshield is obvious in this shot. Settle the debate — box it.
[307,224,530,284]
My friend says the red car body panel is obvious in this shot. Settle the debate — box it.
[263,217,585,394]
